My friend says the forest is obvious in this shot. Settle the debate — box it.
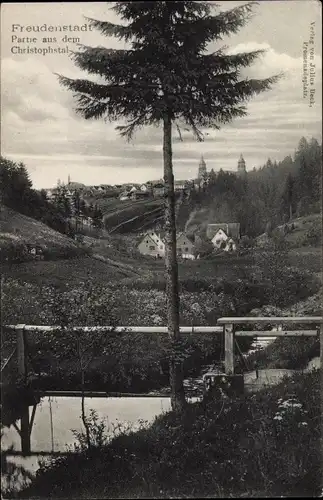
[0,156,103,238]
[178,136,322,238]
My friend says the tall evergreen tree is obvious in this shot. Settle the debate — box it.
[281,172,295,221]
[57,1,280,411]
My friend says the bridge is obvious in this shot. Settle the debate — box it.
[1,316,322,456]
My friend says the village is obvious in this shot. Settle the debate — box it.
[40,155,247,260]
[137,223,240,260]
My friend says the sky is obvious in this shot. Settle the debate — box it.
[1,1,322,189]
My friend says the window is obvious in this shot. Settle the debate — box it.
[146,240,149,243]
[149,246,155,251]
[185,247,189,252]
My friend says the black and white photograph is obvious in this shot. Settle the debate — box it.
[1,1,322,498]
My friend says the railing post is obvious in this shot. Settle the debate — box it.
[16,325,27,381]
[224,323,234,375]
[16,325,31,455]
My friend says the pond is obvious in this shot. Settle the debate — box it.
[2,337,274,492]
[2,395,179,452]
[2,395,186,492]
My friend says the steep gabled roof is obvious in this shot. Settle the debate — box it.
[206,223,229,239]
[207,223,240,240]
[138,233,158,248]
[177,232,195,244]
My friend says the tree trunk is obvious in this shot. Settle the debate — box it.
[320,322,323,496]
[163,112,186,412]
[289,203,292,222]
[77,337,91,450]
[81,368,91,450]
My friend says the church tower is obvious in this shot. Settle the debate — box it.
[198,155,207,180]
[237,154,246,176]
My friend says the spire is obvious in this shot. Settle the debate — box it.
[237,154,246,175]
[68,174,71,184]
[199,155,206,167]
[198,155,207,179]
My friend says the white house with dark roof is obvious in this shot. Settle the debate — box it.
[137,231,197,259]
[137,232,165,258]
[207,223,240,252]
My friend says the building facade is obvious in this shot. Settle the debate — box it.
[137,232,165,258]
[176,232,196,259]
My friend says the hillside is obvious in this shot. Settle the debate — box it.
[0,204,145,283]
[0,204,86,260]
[283,213,322,246]
[103,198,164,233]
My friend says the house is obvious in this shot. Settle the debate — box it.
[225,238,237,252]
[207,223,240,241]
[211,228,229,249]
[138,231,198,260]
[26,244,44,260]
[174,180,188,191]
[207,223,240,252]
[137,232,165,258]
[119,191,131,201]
[152,183,165,197]
[176,232,196,260]
[131,191,150,201]
[140,184,149,192]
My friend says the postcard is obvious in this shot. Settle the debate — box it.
[1,2,322,499]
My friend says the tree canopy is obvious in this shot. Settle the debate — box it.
[57,1,281,141]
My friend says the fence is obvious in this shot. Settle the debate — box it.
[2,317,322,455]
[3,318,322,381]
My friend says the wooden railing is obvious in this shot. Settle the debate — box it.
[217,316,322,375]
[4,318,322,380]
[2,318,322,456]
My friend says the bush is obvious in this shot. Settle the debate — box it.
[17,371,320,499]
[0,238,32,263]
[304,222,322,246]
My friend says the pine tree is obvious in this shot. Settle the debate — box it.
[57,1,281,411]
[281,172,295,221]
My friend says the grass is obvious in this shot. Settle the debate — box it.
[1,256,131,288]
[13,369,320,499]
[0,204,87,261]
[289,246,322,273]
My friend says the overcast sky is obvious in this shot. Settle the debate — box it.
[1,1,322,189]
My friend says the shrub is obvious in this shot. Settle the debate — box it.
[16,371,320,499]
[304,222,322,246]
